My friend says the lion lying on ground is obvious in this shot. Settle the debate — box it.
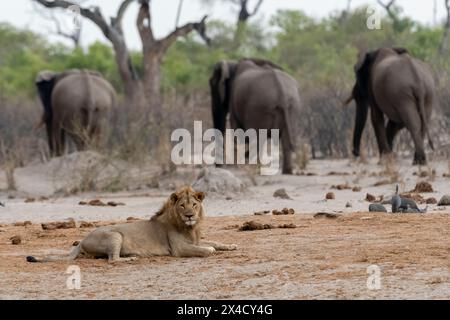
[27,187,237,263]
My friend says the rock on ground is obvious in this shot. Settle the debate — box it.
[192,167,247,194]
[438,195,450,206]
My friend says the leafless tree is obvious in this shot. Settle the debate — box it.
[439,0,450,55]
[33,0,210,122]
[235,0,263,24]
[175,0,184,28]
[338,0,353,24]
[377,0,396,19]
[233,0,263,45]
[32,0,84,48]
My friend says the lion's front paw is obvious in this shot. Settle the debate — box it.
[206,247,216,255]
[228,244,238,251]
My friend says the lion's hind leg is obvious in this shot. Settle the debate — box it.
[201,241,238,251]
[82,230,134,263]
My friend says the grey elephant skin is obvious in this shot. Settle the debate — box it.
[347,47,435,165]
[209,58,301,174]
[36,69,117,157]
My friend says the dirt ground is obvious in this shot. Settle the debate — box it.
[0,213,449,299]
[0,157,449,299]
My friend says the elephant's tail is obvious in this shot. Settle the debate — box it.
[272,69,294,151]
[82,70,95,131]
[26,243,82,263]
[416,93,434,151]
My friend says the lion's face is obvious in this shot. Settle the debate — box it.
[170,187,205,228]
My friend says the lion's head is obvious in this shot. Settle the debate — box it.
[154,187,206,230]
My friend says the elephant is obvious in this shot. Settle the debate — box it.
[209,58,301,174]
[346,47,435,165]
[36,69,117,157]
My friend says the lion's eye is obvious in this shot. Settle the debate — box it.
[180,204,185,209]
[193,203,197,208]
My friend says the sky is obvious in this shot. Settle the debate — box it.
[0,0,446,50]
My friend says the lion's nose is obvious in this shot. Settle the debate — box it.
[185,213,194,218]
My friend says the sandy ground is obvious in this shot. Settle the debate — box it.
[0,157,449,299]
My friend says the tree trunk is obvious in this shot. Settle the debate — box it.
[143,50,163,123]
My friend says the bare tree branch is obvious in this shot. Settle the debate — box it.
[33,0,140,100]
[34,0,115,41]
[160,15,210,53]
[50,12,82,47]
[175,0,184,28]
[32,1,82,47]
[111,0,134,34]
[238,0,264,23]
[377,0,397,21]
[136,0,155,48]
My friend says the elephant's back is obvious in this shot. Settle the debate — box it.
[373,56,423,91]
[233,69,298,105]
[52,73,115,111]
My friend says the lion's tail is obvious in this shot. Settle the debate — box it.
[26,243,82,263]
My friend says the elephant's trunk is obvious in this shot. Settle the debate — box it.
[353,97,369,157]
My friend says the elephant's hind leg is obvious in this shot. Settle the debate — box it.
[370,106,391,158]
[399,102,427,165]
[386,121,404,151]
[281,134,293,175]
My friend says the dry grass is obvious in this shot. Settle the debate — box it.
[296,143,310,170]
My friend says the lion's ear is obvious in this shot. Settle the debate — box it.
[195,192,206,202]
[170,193,179,203]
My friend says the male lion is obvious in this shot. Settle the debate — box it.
[27,187,237,263]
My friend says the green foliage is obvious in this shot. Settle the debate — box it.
[1,5,450,99]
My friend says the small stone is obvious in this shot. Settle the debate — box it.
[107,201,125,207]
[88,199,107,206]
[332,184,351,190]
[314,212,342,219]
[411,182,434,193]
[438,195,450,206]
[273,189,292,200]
[127,217,140,221]
[13,221,32,227]
[254,210,270,216]
[278,224,297,229]
[10,236,21,245]
[374,180,390,187]
[239,221,273,231]
[79,221,94,228]
[366,194,376,202]
[426,197,438,205]
[326,192,335,200]
[272,208,295,216]
[24,198,35,203]
[352,187,362,192]
[41,219,76,230]
[369,204,387,213]
[73,241,80,246]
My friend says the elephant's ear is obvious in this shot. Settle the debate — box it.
[218,61,230,104]
[35,71,57,84]
[353,51,374,100]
